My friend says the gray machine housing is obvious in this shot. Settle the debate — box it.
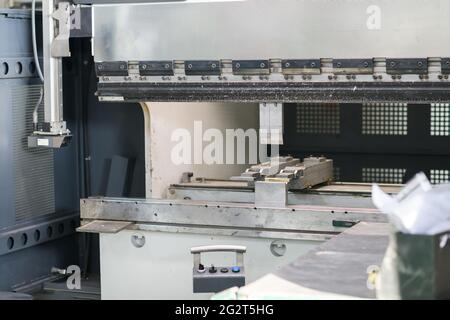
[0,9,79,292]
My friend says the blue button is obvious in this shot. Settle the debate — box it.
[231,266,240,273]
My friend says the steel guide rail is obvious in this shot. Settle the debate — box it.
[79,197,388,237]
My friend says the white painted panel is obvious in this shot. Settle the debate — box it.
[100,229,319,300]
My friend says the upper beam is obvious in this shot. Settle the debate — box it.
[92,0,450,62]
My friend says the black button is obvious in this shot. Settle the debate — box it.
[209,266,217,273]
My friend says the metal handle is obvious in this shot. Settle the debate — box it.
[191,245,247,254]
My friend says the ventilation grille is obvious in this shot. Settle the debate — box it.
[296,103,340,134]
[430,170,450,184]
[12,85,55,222]
[362,103,408,135]
[431,103,450,136]
[362,168,406,184]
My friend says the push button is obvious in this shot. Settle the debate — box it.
[209,265,217,273]
[231,266,241,273]
[197,264,206,273]
[220,268,229,273]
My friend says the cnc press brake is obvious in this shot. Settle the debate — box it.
[6,0,450,298]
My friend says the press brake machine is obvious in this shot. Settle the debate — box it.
[34,0,450,299]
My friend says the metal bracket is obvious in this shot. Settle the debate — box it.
[281,59,321,75]
[259,102,284,145]
[232,60,270,75]
[96,61,129,77]
[51,2,71,58]
[386,58,428,75]
[333,59,374,75]
[139,61,174,76]
[28,134,72,148]
[185,60,221,76]
[441,58,450,75]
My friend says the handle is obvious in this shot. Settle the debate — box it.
[191,245,247,254]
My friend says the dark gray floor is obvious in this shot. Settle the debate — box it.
[32,275,101,300]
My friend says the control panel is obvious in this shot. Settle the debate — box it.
[191,245,246,293]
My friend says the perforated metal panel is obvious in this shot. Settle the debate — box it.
[296,103,340,134]
[362,168,406,184]
[430,169,450,184]
[11,85,55,222]
[362,103,408,136]
[285,102,450,186]
[430,103,450,136]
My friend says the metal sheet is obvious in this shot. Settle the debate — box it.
[93,0,450,62]
[77,220,133,233]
